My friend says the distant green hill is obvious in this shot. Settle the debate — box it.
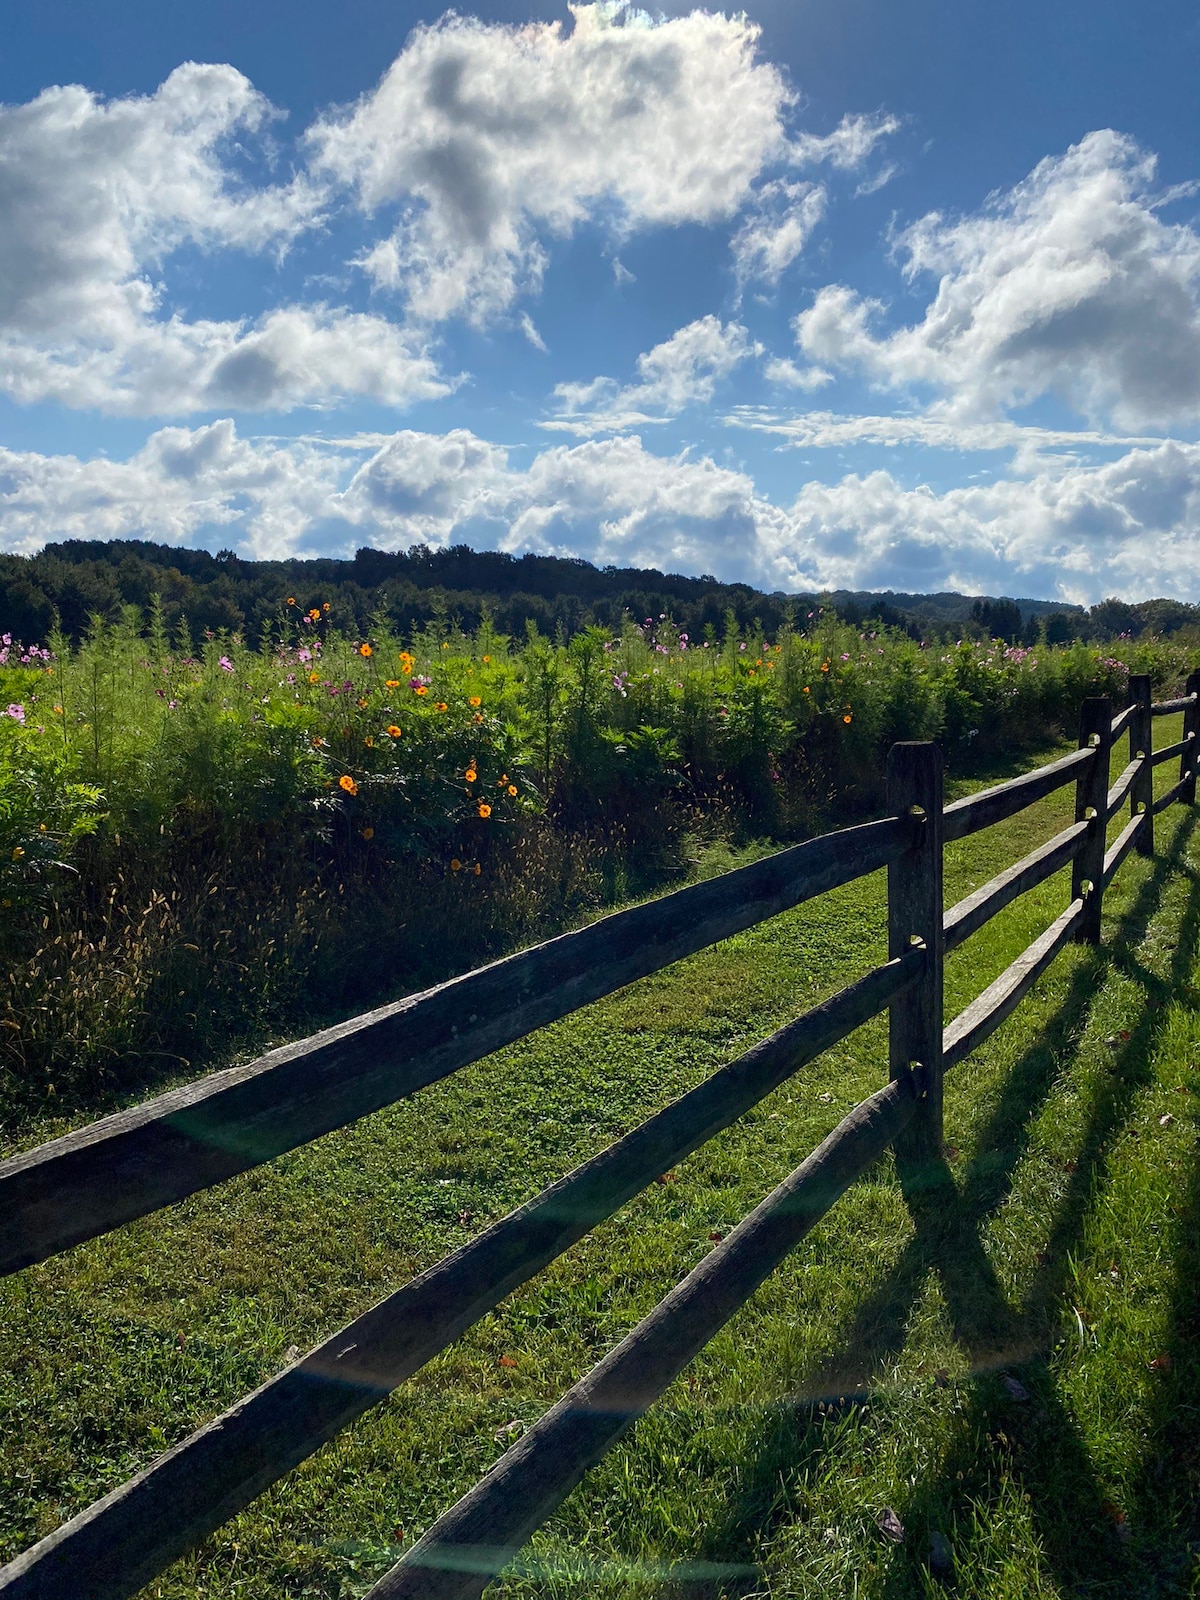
[0,537,1194,647]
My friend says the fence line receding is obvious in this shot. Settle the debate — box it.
[1,669,1198,1600]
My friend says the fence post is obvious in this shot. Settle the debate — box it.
[887,742,944,1180]
[1182,670,1200,806]
[1073,698,1111,944]
[1128,674,1154,857]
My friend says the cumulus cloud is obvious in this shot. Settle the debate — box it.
[309,3,792,323]
[6,421,1200,602]
[795,130,1200,430]
[545,315,757,434]
[732,179,827,287]
[0,65,448,414]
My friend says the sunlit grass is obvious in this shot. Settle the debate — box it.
[0,725,1197,1597]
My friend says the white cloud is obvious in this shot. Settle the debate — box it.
[761,359,835,393]
[732,179,827,286]
[796,130,1200,431]
[6,422,1200,603]
[545,315,757,434]
[0,65,449,414]
[309,3,792,324]
[788,111,900,173]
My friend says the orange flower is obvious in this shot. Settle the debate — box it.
[385,679,400,689]
[286,596,296,606]
[464,767,477,782]
[473,862,482,876]
[820,662,829,672]
[473,712,483,723]
[309,609,320,621]
[309,671,320,683]
[52,704,63,715]
[322,602,330,612]
[499,773,508,784]
[357,697,368,709]
[339,774,358,795]
[507,784,517,796]
[468,695,481,707]
[803,686,810,694]
[843,714,852,724]
[482,654,491,664]
[364,735,374,747]
[311,735,326,747]
[359,643,372,658]
[415,685,428,696]
[386,725,402,738]
[399,651,414,668]
[451,858,463,872]
[361,826,375,840]
[434,701,448,712]
[478,803,492,818]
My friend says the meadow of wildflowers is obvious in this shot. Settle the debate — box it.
[0,604,1193,1117]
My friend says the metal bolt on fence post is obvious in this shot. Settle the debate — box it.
[1182,670,1200,807]
[1073,698,1111,945]
[887,742,944,1180]
[1128,674,1154,857]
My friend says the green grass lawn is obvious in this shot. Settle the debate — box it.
[1,723,1198,1599]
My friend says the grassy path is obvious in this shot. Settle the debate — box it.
[1,728,1198,1598]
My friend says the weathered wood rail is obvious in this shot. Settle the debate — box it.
[2,669,1198,1600]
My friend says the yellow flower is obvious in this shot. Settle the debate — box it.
[309,671,320,683]
[468,695,481,707]
[385,679,400,689]
[386,725,402,738]
[478,803,492,818]
[748,668,756,676]
[399,651,414,668]
[482,654,491,664]
[434,701,448,712]
[339,774,358,795]
[286,596,296,605]
[361,826,375,840]
[451,857,463,871]
[359,643,372,658]
[803,686,810,694]
[322,602,330,612]
[53,705,63,715]
[415,685,428,696]
[465,767,477,782]
[12,847,24,860]
[309,609,321,621]
[499,773,508,784]
[311,736,326,747]
[364,735,374,747]
[843,714,852,724]
[442,641,450,649]
[507,784,517,796]
[357,697,368,709]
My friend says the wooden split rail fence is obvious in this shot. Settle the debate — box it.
[2,670,1199,1599]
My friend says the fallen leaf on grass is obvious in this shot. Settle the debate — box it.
[818,1092,834,1104]
[1159,1113,1174,1127]
[656,1172,677,1185]
[933,1369,950,1388]
[877,1508,905,1544]
[1002,1374,1030,1402]
[708,1231,725,1243]
[457,1210,475,1225]
[499,1354,518,1369]
[1149,1353,1173,1373]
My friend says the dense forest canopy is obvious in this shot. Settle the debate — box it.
[1,538,1195,647]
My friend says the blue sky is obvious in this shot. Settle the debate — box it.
[2,0,1199,599]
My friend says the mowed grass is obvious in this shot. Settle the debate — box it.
[1,723,1198,1599]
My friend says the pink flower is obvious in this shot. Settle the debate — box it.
[5,704,25,723]
[218,656,234,673]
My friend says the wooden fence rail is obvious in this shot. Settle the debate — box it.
[2,669,1199,1600]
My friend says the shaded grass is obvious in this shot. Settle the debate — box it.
[0,725,1198,1597]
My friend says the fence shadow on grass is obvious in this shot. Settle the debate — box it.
[676,807,1200,1600]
